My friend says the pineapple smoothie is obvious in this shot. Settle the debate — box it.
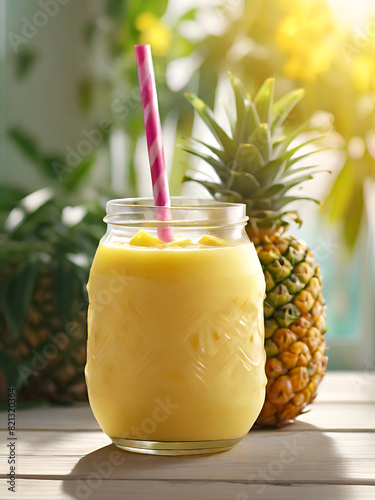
[86,230,266,444]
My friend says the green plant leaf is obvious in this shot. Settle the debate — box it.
[232,144,264,174]
[254,78,275,124]
[0,263,38,342]
[228,171,260,197]
[255,159,286,185]
[185,93,236,156]
[343,182,363,252]
[8,128,44,167]
[179,144,228,181]
[322,161,354,223]
[183,176,242,201]
[187,138,232,164]
[252,183,285,199]
[248,124,272,162]
[285,148,328,169]
[272,196,320,211]
[8,128,62,180]
[273,121,309,155]
[272,88,305,135]
[0,186,26,211]
[281,136,324,161]
[106,0,125,18]
[219,97,235,138]
[128,0,169,21]
[78,78,93,112]
[228,72,252,144]
[14,49,37,79]
[62,156,96,191]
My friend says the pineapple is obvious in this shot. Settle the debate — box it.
[182,74,328,426]
[0,130,106,404]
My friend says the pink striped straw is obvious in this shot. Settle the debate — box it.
[134,44,173,242]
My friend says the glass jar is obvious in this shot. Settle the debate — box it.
[86,197,266,455]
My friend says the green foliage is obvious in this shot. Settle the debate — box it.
[14,49,37,79]
[183,74,324,227]
[1,130,107,343]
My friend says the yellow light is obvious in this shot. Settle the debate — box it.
[328,0,373,27]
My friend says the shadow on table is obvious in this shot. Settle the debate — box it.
[62,424,351,500]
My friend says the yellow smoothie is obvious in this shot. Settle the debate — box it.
[86,232,266,442]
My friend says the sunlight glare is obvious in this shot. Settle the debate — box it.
[328,0,373,28]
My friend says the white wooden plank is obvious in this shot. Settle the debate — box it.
[0,404,100,431]
[1,372,374,432]
[1,401,373,433]
[315,372,375,403]
[278,402,375,432]
[3,480,375,500]
[1,431,374,483]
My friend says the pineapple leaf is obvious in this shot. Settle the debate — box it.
[179,144,229,180]
[227,171,260,197]
[232,144,264,174]
[254,78,275,124]
[252,183,285,199]
[271,88,305,136]
[249,209,302,227]
[219,97,236,138]
[286,148,329,169]
[229,72,261,144]
[187,137,232,164]
[214,192,244,202]
[183,176,222,197]
[255,159,287,185]
[238,103,260,145]
[281,136,324,161]
[182,74,324,228]
[184,93,235,156]
[246,103,261,138]
[273,121,309,156]
[278,173,316,194]
[183,176,242,201]
[228,72,250,143]
[251,199,272,210]
[248,124,272,163]
[283,169,330,189]
[272,196,320,210]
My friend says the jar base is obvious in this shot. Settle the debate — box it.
[110,436,242,456]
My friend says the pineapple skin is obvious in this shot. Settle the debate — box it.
[0,267,87,403]
[251,229,328,426]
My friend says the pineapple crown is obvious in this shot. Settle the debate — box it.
[181,73,327,230]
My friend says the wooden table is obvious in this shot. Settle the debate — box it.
[1,372,375,499]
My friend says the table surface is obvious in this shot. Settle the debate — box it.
[1,371,375,500]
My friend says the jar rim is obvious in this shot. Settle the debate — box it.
[104,197,248,228]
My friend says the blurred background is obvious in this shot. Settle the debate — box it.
[1,0,375,404]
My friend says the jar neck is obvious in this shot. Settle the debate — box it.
[104,197,248,230]
[102,198,250,245]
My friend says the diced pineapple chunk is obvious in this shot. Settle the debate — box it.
[167,239,192,247]
[198,235,228,247]
[128,230,163,247]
